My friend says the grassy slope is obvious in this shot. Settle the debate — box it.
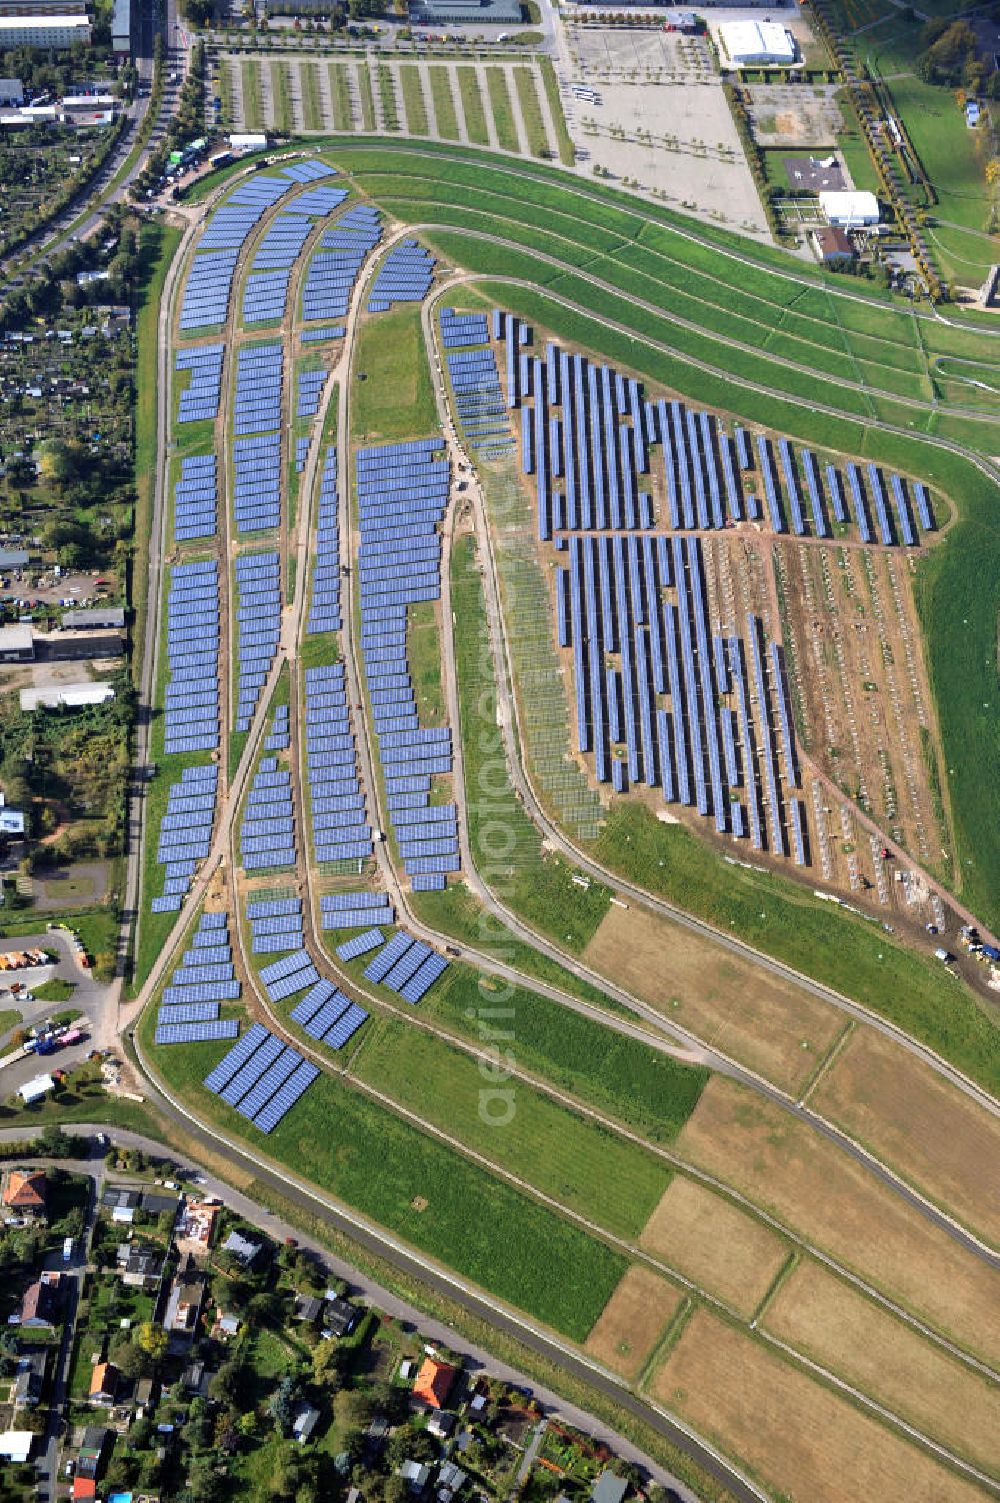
[351,1015,670,1239]
[136,1002,625,1340]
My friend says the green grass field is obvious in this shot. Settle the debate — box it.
[428,65,460,140]
[376,63,400,132]
[538,56,574,166]
[406,597,445,726]
[271,60,294,134]
[329,62,354,131]
[302,61,324,132]
[358,61,376,132]
[351,301,438,443]
[137,1001,625,1340]
[241,60,263,132]
[351,1016,670,1238]
[400,63,429,136]
[513,67,548,158]
[456,67,489,146]
[485,67,519,153]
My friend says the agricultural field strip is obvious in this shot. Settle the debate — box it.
[418,268,1000,1119]
[330,143,1000,386]
[151,172,992,1340]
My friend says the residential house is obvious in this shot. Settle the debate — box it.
[11,1348,47,1407]
[163,1258,206,1346]
[181,1360,211,1398]
[222,1229,264,1269]
[134,1376,157,1411]
[2,1169,47,1223]
[322,1294,358,1338]
[399,1460,431,1493]
[72,1480,96,1502]
[294,1293,322,1325]
[413,1357,457,1410]
[76,1425,110,1480]
[292,1403,321,1444]
[116,1243,164,1290]
[591,1473,629,1503]
[89,1362,118,1407]
[102,1186,140,1224]
[438,1460,467,1500]
[427,1411,456,1440]
[20,1276,61,1328]
[811,225,855,265]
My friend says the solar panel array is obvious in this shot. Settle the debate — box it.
[179,158,336,331]
[173,453,217,544]
[265,702,290,752]
[301,204,382,322]
[164,560,219,754]
[301,325,345,343]
[297,365,327,420]
[233,432,281,533]
[501,312,936,550]
[362,929,449,1004]
[234,551,281,731]
[155,908,240,1043]
[335,926,384,961]
[319,890,393,931]
[260,946,320,1002]
[355,440,460,883]
[290,979,368,1051]
[248,892,304,954]
[367,239,434,313]
[440,307,489,348]
[303,662,373,866]
[203,1022,319,1134]
[445,340,512,460]
[306,445,340,635]
[151,763,219,913]
[240,754,295,871]
[295,436,311,474]
[176,344,224,425]
[233,341,283,438]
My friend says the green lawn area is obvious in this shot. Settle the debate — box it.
[376,62,400,131]
[271,60,294,134]
[28,979,76,1004]
[329,62,354,131]
[485,67,519,152]
[512,67,548,158]
[428,65,460,140]
[456,67,489,146]
[400,63,429,135]
[242,60,264,131]
[351,1016,670,1239]
[406,597,444,726]
[359,61,376,132]
[538,57,574,165]
[351,302,438,443]
[136,1001,625,1341]
[0,1009,22,1037]
[302,60,324,132]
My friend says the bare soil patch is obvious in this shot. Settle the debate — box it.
[764,1260,1000,1476]
[812,1024,1000,1247]
[639,1176,788,1318]
[583,904,842,1093]
[677,1076,1000,1363]
[584,1263,683,1380]
[651,1308,985,1503]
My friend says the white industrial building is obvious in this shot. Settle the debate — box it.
[819,190,880,227]
[20,682,116,712]
[0,13,91,45]
[718,19,796,67]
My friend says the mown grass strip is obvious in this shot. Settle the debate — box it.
[376,62,400,132]
[513,66,549,158]
[351,302,438,442]
[329,61,354,130]
[400,62,429,136]
[241,59,263,131]
[358,60,376,132]
[271,61,294,135]
[538,56,574,165]
[456,66,489,146]
[302,60,324,132]
[486,66,520,153]
[428,65,460,140]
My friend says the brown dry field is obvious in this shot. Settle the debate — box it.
[650,1309,986,1503]
[582,905,842,1094]
[812,1024,1000,1248]
[763,1260,1000,1476]
[639,1176,789,1318]
[676,1076,1000,1363]
[584,1263,684,1380]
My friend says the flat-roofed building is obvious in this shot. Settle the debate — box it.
[819,190,880,227]
[718,19,796,66]
[111,0,129,55]
[0,13,91,45]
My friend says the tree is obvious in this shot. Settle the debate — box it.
[333,1388,374,1433]
[210,1358,247,1408]
[137,1322,168,1363]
